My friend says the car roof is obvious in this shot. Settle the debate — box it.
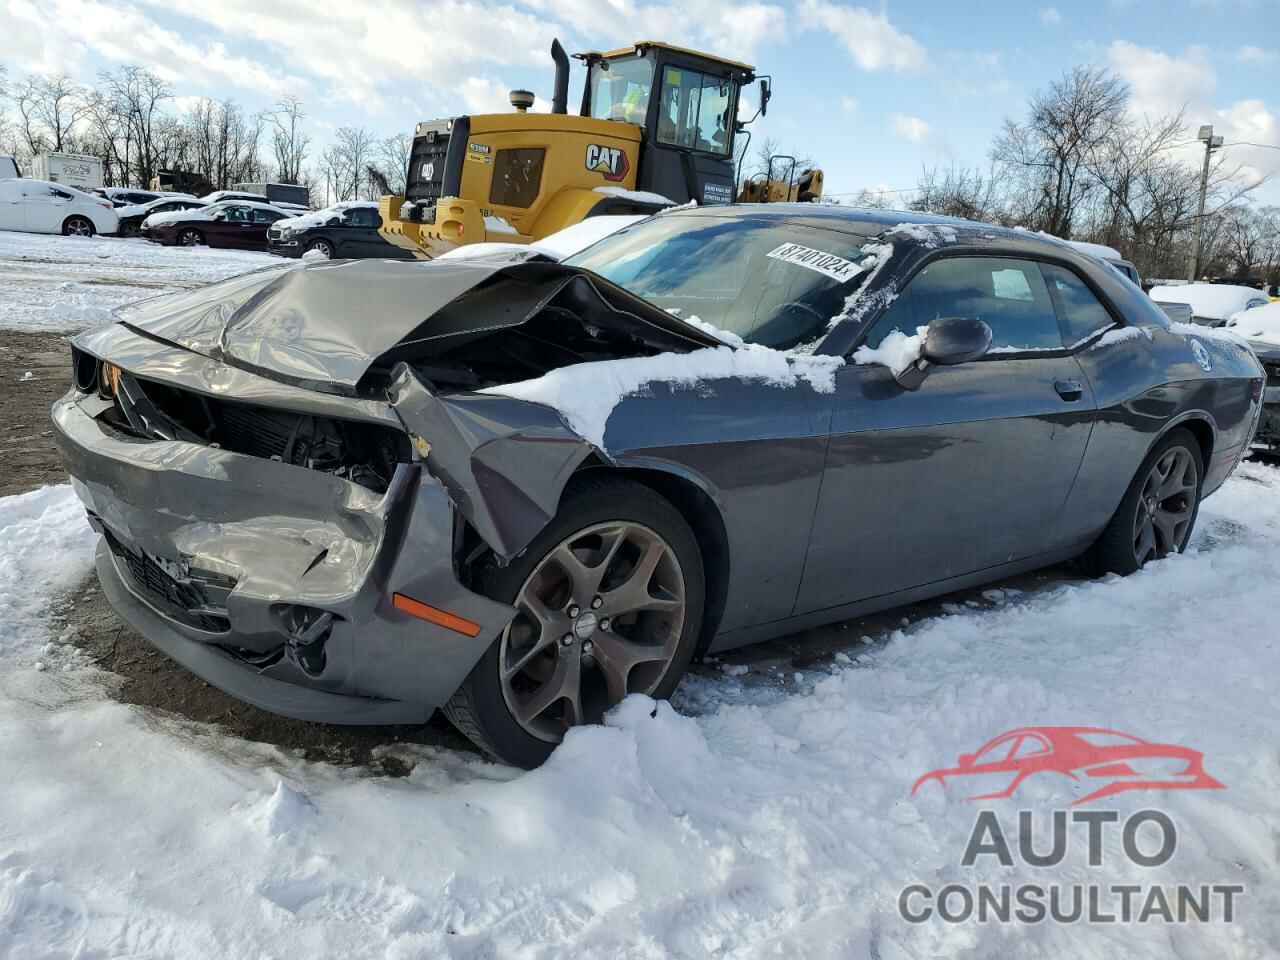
[207,199,286,212]
[665,204,1101,261]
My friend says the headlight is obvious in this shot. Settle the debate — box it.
[99,362,121,399]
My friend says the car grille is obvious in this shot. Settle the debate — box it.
[268,227,282,240]
[105,373,409,493]
[102,527,235,633]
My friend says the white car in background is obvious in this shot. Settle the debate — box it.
[0,178,119,237]
[436,214,649,263]
[1148,281,1269,327]
[1066,240,1142,286]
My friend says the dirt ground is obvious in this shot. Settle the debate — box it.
[7,327,1080,773]
[1,329,76,497]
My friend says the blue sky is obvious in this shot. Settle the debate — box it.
[4,0,1278,202]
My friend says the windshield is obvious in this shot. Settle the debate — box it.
[588,54,655,124]
[565,214,882,349]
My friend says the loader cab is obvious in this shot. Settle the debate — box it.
[579,42,752,206]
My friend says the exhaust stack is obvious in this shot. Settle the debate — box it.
[551,39,570,114]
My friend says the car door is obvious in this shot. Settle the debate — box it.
[209,204,251,247]
[347,207,388,257]
[24,184,74,233]
[0,180,26,231]
[795,255,1097,614]
[249,208,282,249]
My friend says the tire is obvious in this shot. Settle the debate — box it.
[178,228,204,246]
[444,476,705,767]
[306,238,334,259]
[62,216,94,238]
[1093,427,1204,575]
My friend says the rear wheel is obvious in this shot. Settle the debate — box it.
[444,478,705,767]
[178,228,204,246]
[62,216,94,237]
[1094,428,1203,575]
[305,238,334,259]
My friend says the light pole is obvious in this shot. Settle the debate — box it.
[1187,124,1224,281]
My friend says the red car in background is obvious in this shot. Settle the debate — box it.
[911,726,1225,805]
[140,200,289,250]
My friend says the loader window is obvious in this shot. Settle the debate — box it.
[657,68,733,156]
[588,55,655,125]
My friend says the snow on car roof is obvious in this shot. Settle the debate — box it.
[1148,283,1267,321]
[273,201,377,230]
[1066,239,1125,262]
[1228,300,1280,346]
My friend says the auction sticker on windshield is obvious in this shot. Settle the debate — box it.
[767,242,867,282]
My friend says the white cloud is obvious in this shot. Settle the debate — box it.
[1107,41,1215,120]
[891,113,930,143]
[1040,7,1062,24]
[841,95,859,116]
[1238,45,1273,65]
[800,0,926,72]
[459,77,550,114]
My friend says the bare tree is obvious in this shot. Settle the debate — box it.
[376,133,412,194]
[993,66,1128,237]
[269,96,309,184]
[101,67,172,186]
[912,165,1005,222]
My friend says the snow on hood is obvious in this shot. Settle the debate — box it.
[1227,300,1280,347]
[274,201,377,232]
[1149,283,1264,321]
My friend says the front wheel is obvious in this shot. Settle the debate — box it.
[1093,428,1204,575]
[305,238,334,259]
[62,216,94,237]
[178,228,204,246]
[444,477,705,767]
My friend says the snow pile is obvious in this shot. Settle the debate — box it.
[885,222,958,247]
[1,463,1279,956]
[826,241,896,330]
[593,185,674,207]
[1091,325,1153,349]
[852,324,927,375]
[482,345,842,450]
[1149,283,1265,322]
[663,308,746,347]
[535,214,647,261]
[1227,301,1280,346]
[0,231,275,332]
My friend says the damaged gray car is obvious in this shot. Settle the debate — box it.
[54,206,1266,766]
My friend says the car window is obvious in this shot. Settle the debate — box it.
[47,187,74,200]
[1011,735,1049,759]
[863,256,1063,353]
[656,66,733,155]
[343,207,380,228]
[588,54,654,124]
[1041,263,1115,345]
[975,737,1019,763]
[1075,731,1143,747]
[252,208,280,223]
[1247,298,1267,310]
[223,205,250,223]
[567,215,885,350]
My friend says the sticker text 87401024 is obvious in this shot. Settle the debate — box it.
[766,243,866,283]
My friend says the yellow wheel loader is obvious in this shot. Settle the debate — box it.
[380,39,821,258]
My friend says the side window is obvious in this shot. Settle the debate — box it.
[656,67,731,154]
[343,207,379,228]
[224,205,250,222]
[48,187,74,200]
[861,256,1063,353]
[252,208,280,223]
[1041,263,1115,345]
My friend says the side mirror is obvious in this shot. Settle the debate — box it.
[759,78,771,117]
[212,212,226,221]
[958,753,976,767]
[894,316,991,389]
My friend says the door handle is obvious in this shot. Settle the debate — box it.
[1054,379,1083,402]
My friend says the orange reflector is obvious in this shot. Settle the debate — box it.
[392,593,481,637]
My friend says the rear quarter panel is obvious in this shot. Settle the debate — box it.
[1065,325,1261,539]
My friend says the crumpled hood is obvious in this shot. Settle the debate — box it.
[111,257,718,393]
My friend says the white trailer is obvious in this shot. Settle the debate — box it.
[29,153,103,190]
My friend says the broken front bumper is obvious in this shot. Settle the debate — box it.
[52,391,515,724]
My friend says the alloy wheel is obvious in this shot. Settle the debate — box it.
[179,229,202,246]
[309,240,333,259]
[65,218,92,237]
[1132,446,1198,565]
[498,521,687,742]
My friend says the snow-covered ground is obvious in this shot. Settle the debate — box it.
[1,233,1278,957]
[0,230,274,332]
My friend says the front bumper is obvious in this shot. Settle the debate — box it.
[1255,392,1280,450]
[53,390,515,724]
[268,237,303,258]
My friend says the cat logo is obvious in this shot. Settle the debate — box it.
[585,144,629,182]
